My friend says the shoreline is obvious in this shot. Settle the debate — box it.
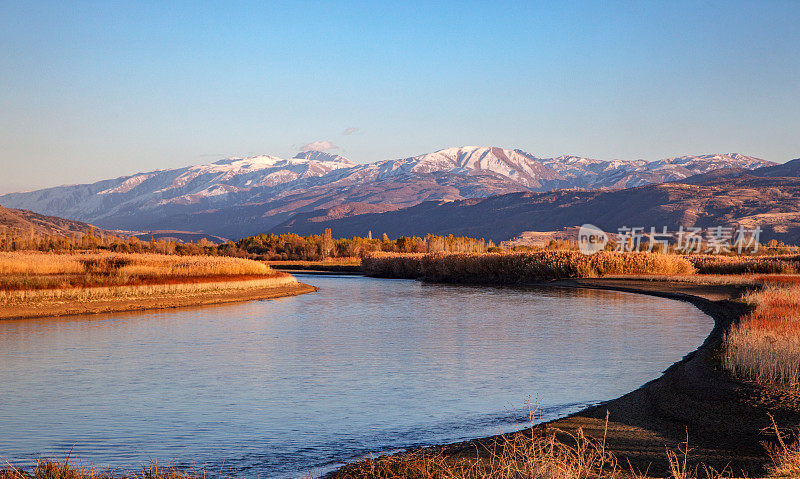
[332,277,800,477]
[0,280,318,320]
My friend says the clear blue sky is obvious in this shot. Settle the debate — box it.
[1,1,798,193]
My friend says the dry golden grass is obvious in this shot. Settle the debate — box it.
[688,254,800,275]
[362,252,425,279]
[0,276,297,305]
[338,417,620,479]
[0,458,228,479]
[762,415,800,478]
[0,252,289,305]
[338,418,732,479]
[602,274,763,286]
[363,251,695,283]
[724,283,800,387]
[0,251,273,277]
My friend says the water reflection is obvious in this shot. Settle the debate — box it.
[0,275,712,478]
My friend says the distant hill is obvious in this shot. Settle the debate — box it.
[270,175,800,244]
[751,158,800,177]
[0,204,105,237]
[0,205,227,244]
[0,147,774,238]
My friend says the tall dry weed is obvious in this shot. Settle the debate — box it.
[363,251,695,283]
[724,284,800,387]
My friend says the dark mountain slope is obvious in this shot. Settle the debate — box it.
[271,176,800,244]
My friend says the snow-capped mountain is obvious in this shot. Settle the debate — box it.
[0,147,775,238]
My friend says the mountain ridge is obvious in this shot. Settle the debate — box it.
[272,173,800,244]
[0,146,777,238]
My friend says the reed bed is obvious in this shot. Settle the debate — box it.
[723,283,800,387]
[0,251,273,277]
[0,252,276,291]
[0,251,290,305]
[0,275,297,305]
[363,251,695,283]
[0,458,226,479]
[361,253,425,279]
[688,254,800,275]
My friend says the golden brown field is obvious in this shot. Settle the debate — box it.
[362,251,696,282]
[687,254,800,275]
[723,276,800,387]
[0,251,298,308]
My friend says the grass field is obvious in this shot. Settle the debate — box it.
[687,254,800,275]
[723,276,800,387]
[362,251,696,282]
[0,252,291,306]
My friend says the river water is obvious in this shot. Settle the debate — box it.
[0,274,712,478]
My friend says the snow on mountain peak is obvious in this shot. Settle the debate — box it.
[0,146,777,238]
[293,150,355,166]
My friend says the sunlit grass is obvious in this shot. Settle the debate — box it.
[363,251,695,282]
[0,458,228,479]
[724,282,800,388]
[0,251,288,305]
[0,251,273,278]
[338,428,619,479]
[688,254,800,275]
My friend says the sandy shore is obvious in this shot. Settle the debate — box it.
[0,279,317,320]
[332,278,800,477]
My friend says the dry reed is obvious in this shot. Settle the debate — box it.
[0,458,226,479]
[337,425,619,479]
[337,422,732,479]
[763,415,800,477]
[0,251,273,277]
[688,255,800,275]
[0,252,289,305]
[0,275,297,305]
[363,251,695,283]
[723,283,800,387]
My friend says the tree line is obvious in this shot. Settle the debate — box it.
[0,226,497,260]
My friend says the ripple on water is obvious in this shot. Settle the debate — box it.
[0,275,712,478]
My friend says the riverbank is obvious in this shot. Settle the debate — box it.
[0,276,317,320]
[333,277,800,478]
[0,252,318,320]
[267,259,362,273]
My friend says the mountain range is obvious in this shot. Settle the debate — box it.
[277,159,800,244]
[0,146,777,239]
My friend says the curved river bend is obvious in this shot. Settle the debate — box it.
[0,275,712,478]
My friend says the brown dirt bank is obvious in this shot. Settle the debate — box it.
[0,281,317,320]
[332,278,800,478]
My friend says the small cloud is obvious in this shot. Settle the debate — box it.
[301,140,338,152]
[342,127,359,136]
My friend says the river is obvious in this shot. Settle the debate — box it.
[0,274,713,478]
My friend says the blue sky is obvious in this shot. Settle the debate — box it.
[1,1,798,193]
